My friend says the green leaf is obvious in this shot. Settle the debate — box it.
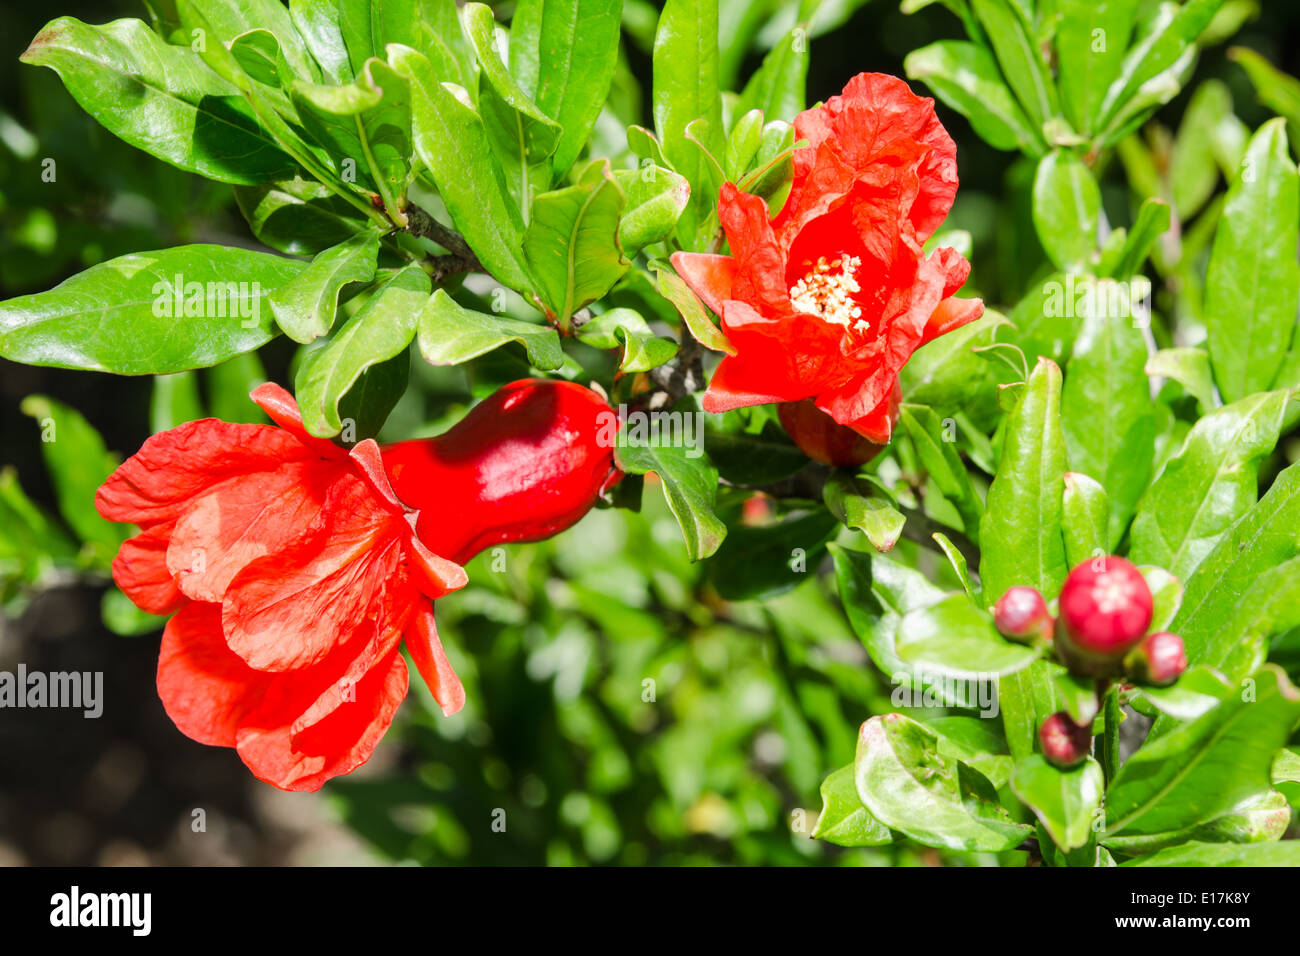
[1033,150,1101,270]
[1051,668,1100,725]
[904,40,1043,155]
[1011,754,1104,852]
[1060,297,1155,547]
[509,0,623,176]
[335,351,410,443]
[702,427,806,486]
[1126,840,1300,867]
[736,22,808,123]
[855,713,1033,852]
[291,60,413,214]
[0,245,303,375]
[294,265,428,437]
[1231,45,1300,135]
[233,179,368,256]
[724,108,764,180]
[979,357,1067,761]
[21,16,298,184]
[1171,79,1229,220]
[1133,664,1233,721]
[1204,118,1300,404]
[1109,198,1171,281]
[206,350,267,424]
[1130,389,1288,582]
[390,44,532,292]
[417,289,563,370]
[812,764,893,847]
[1140,564,1184,633]
[185,0,317,80]
[894,593,1040,680]
[970,0,1059,127]
[612,167,691,254]
[900,404,984,537]
[1055,0,1137,136]
[101,586,167,636]
[462,2,560,213]
[1167,464,1300,685]
[1104,665,1300,839]
[150,371,204,434]
[269,229,380,343]
[707,509,839,602]
[1061,472,1109,568]
[614,432,725,561]
[20,395,125,555]
[290,0,353,84]
[899,311,1012,412]
[652,0,723,241]
[824,474,906,553]
[652,261,735,354]
[1095,0,1226,133]
[1146,347,1215,415]
[337,0,420,75]
[524,161,630,323]
[576,308,677,372]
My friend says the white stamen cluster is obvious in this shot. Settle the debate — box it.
[789,256,866,330]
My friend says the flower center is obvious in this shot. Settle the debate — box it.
[789,256,865,330]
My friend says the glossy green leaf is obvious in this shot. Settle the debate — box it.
[612,166,691,254]
[900,405,984,537]
[812,764,893,847]
[899,311,1012,412]
[1104,665,1300,839]
[1204,118,1300,404]
[1033,151,1101,270]
[0,245,303,374]
[736,22,808,123]
[576,308,677,372]
[21,17,298,184]
[614,434,725,561]
[294,264,428,437]
[1130,389,1287,581]
[1061,472,1108,567]
[269,229,380,343]
[390,44,533,292]
[290,0,353,84]
[524,161,629,323]
[1126,840,1300,867]
[970,0,1058,127]
[905,41,1042,155]
[1109,198,1171,281]
[854,714,1033,852]
[1011,754,1103,852]
[724,108,764,180]
[417,289,563,370]
[1055,0,1137,135]
[653,261,735,354]
[1140,564,1184,633]
[824,474,906,553]
[1133,664,1233,721]
[894,593,1040,680]
[1051,667,1100,725]
[979,357,1068,761]
[234,179,369,256]
[150,371,204,434]
[1146,347,1215,415]
[652,0,723,240]
[1171,79,1229,220]
[510,0,623,176]
[185,0,317,80]
[337,0,420,75]
[1060,298,1155,547]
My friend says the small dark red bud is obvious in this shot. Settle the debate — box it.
[993,586,1053,644]
[777,388,895,467]
[1123,631,1187,686]
[1055,556,1153,676]
[1039,711,1092,769]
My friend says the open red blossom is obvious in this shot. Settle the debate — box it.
[672,72,984,442]
[95,384,468,792]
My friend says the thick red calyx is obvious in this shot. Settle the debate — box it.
[1054,557,1153,677]
[1124,631,1187,686]
[1039,712,1091,769]
[778,388,895,467]
[382,379,620,565]
[993,586,1053,645]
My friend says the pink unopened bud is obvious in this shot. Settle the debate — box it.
[1039,712,1092,769]
[993,586,1053,644]
[1055,556,1153,676]
[1124,631,1187,686]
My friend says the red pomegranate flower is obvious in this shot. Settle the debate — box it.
[95,384,468,792]
[671,72,984,442]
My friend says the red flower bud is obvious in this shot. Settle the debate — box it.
[382,379,621,564]
[1124,631,1187,686]
[1054,556,1153,676]
[993,586,1053,644]
[777,388,895,467]
[1039,712,1092,769]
